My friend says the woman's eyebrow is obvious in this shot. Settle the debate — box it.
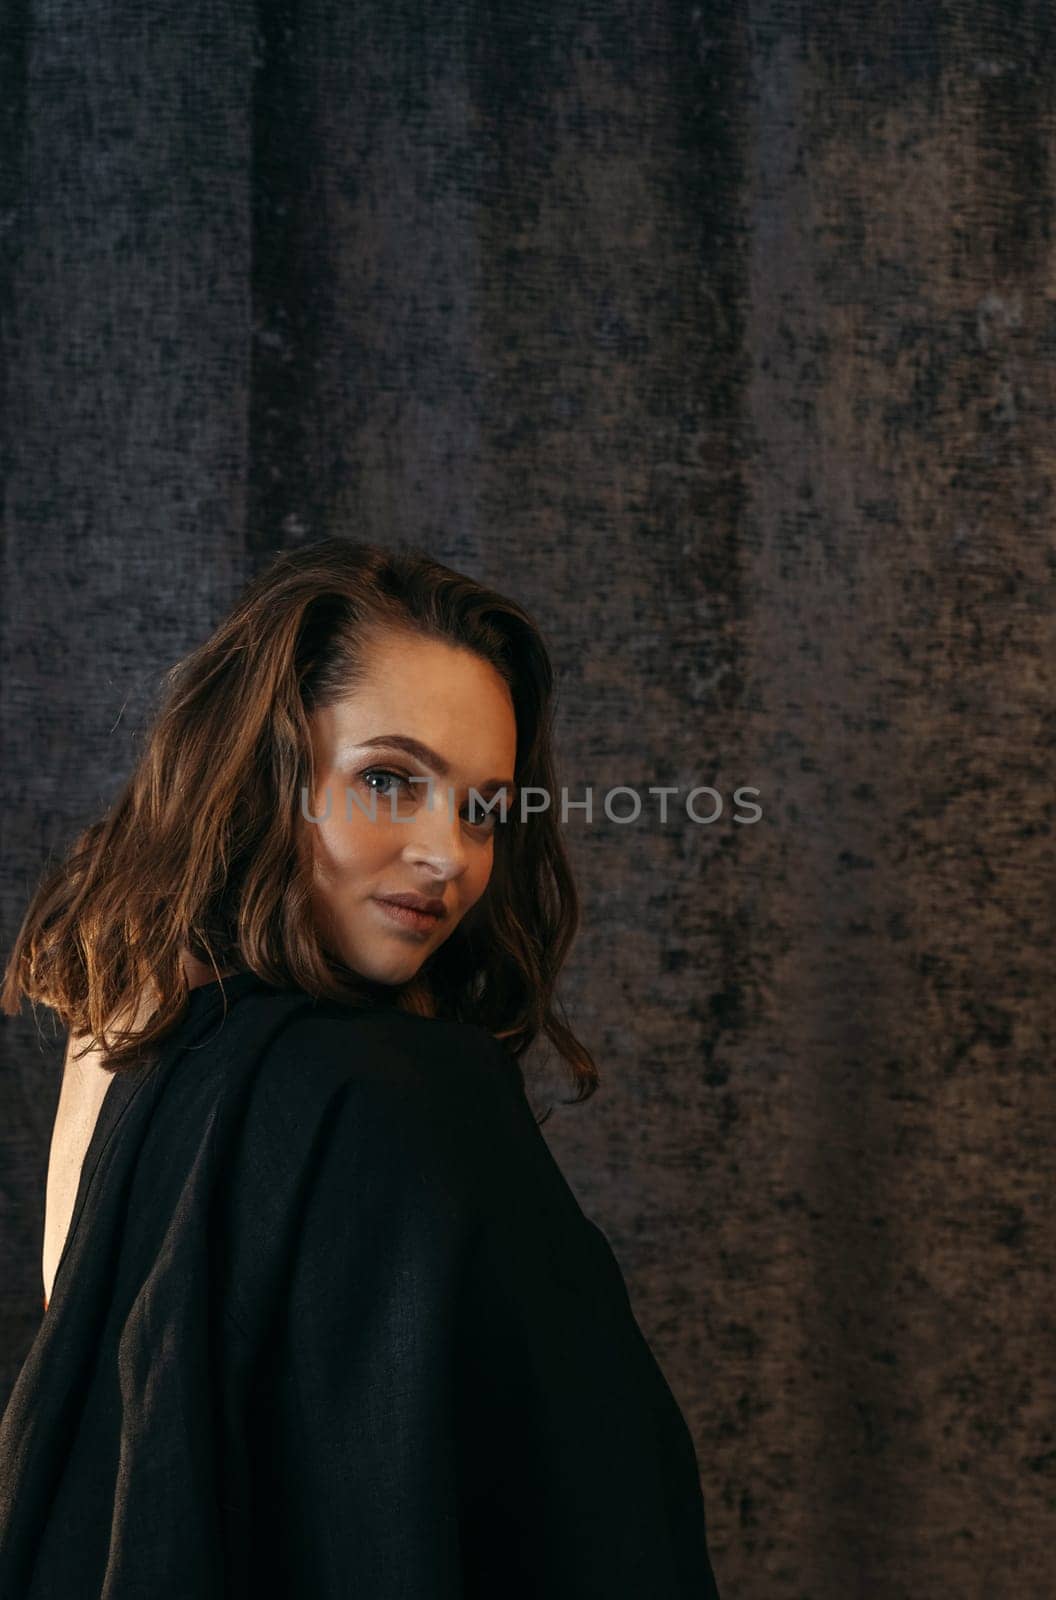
[357,733,517,793]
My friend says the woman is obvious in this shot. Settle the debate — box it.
[0,539,722,1598]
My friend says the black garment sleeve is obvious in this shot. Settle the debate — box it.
[240,1018,721,1600]
[450,1025,722,1600]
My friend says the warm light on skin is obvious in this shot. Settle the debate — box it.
[302,630,518,987]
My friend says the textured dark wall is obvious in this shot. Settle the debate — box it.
[2,3,1054,1595]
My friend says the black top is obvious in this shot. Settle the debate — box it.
[0,973,721,1598]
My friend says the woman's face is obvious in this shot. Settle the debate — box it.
[303,630,519,987]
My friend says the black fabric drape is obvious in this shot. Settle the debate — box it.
[0,975,720,1597]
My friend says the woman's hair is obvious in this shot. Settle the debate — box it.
[1,539,597,1110]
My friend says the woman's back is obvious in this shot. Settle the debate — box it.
[41,956,236,1311]
[42,1034,112,1312]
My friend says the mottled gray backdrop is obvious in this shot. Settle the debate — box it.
[2,3,1054,1596]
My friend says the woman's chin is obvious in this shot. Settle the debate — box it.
[330,947,425,990]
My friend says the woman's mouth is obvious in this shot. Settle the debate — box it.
[371,898,444,933]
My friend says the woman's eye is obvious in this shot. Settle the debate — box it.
[359,769,501,832]
[360,768,411,798]
[464,798,499,831]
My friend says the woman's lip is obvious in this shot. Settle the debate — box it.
[372,897,444,932]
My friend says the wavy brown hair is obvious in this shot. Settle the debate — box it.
[1,538,597,1112]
